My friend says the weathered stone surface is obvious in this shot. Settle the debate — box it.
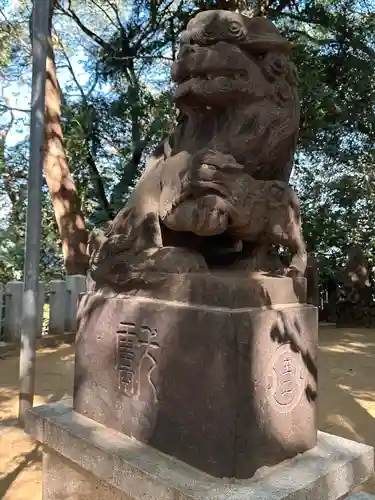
[73,277,317,479]
[87,10,307,291]
[25,400,374,500]
[86,271,307,308]
[43,448,128,500]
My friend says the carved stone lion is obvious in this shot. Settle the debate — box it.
[340,244,372,303]
[88,10,306,290]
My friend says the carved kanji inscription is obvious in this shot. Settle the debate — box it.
[266,342,305,413]
[116,322,159,403]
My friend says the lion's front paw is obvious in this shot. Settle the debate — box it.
[162,194,232,236]
[191,195,230,236]
[143,246,208,273]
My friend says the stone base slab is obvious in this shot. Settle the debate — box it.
[25,400,374,500]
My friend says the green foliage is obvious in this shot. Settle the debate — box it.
[272,0,375,272]
[0,24,12,68]
[0,186,64,284]
[1,0,375,281]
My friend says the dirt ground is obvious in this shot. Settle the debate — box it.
[1,326,375,499]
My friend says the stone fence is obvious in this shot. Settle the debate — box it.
[0,275,86,342]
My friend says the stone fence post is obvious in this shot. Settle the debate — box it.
[3,281,44,342]
[49,280,67,335]
[4,281,23,342]
[65,275,86,333]
[0,283,3,340]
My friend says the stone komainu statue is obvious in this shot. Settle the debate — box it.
[88,10,307,290]
[336,244,374,327]
[73,12,318,481]
[340,244,372,303]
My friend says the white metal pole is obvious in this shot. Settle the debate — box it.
[18,0,51,426]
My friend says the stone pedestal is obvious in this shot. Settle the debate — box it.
[25,400,374,500]
[74,273,317,478]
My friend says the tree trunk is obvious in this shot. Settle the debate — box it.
[43,1,88,275]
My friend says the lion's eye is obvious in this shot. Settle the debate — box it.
[228,21,242,34]
[254,52,267,60]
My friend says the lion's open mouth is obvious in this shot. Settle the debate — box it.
[173,73,250,102]
[175,68,248,85]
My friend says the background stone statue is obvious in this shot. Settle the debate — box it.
[342,244,371,294]
[88,10,306,291]
[336,244,374,326]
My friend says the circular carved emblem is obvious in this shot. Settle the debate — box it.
[266,342,305,413]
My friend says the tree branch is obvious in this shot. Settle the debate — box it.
[274,10,375,58]
[132,0,177,52]
[0,111,19,207]
[0,103,31,113]
[108,112,166,207]
[0,7,32,54]
[87,62,100,97]
[56,0,110,49]
[57,36,86,99]
[107,0,125,32]
[86,148,114,218]
[89,0,118,29]
[55,33,110,216]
